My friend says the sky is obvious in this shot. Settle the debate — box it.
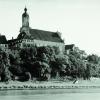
[0,0,100,55]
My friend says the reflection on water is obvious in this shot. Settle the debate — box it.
[0,89,100,100]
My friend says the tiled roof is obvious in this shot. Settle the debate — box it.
[65,44,75,50]
[0,35,7,44]
[7,39,18,44]
[17,29,64,43]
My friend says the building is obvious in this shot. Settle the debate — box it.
[8,7,65,53]
[65,44,75,54]
[65,44,87,59]
[0,35,9,53]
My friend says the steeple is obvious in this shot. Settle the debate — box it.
[20,7,30,35]
[22,7,29,27]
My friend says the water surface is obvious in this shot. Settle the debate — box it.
[0,88,100,100]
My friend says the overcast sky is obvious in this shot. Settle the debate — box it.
[0,0,100,55]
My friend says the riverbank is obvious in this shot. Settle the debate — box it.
[0,78,100,90]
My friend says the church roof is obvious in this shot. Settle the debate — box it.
[18,29,64,43]
[0,35,7,44]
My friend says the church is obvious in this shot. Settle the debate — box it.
[2,8,65,53]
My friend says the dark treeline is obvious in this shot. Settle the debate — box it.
[0,46,100,82]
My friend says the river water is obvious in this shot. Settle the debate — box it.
[0,88,100,100]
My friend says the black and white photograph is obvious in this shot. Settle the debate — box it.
[0,0,100,100]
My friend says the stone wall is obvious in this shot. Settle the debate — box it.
[19,39,65,53]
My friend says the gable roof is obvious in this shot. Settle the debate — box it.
[0,35,7,44]
[17,29,64,43]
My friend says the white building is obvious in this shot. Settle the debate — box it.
[8,8,65,53]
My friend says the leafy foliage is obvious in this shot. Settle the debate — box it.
[0,45,100,82]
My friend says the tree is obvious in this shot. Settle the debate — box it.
[0,50,11,82]
[50,55,68,79]
[67,48,89,79]
[87,54,100,64]
[32,61,51,81]
[87,54,100,77]
[19,47,37,63]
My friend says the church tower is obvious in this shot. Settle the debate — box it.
[20,7,30,35]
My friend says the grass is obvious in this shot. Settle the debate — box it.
[0,78,100,90]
